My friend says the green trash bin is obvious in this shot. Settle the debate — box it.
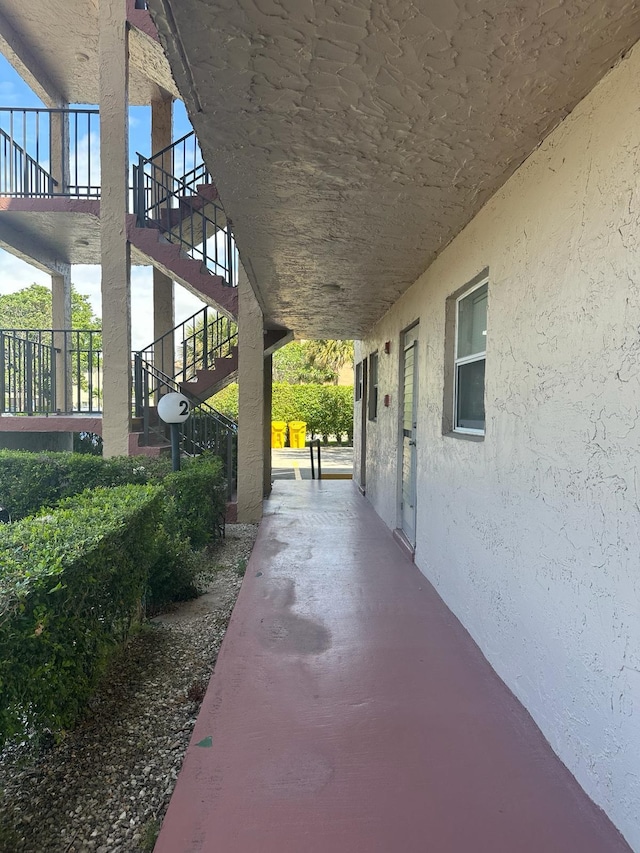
[288,421,307,449]
[271,421,287,449]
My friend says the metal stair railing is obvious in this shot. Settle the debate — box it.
[0,128,57,198]
[132,158,237,286]
[132,355,237,494]
[0,329,102,414]
[180,313,238,381]
[0,107,100,198]
[132,141,238,286]
[136,306,238,384]
[141,129,210,192]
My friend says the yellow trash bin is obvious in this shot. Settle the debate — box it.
[271,421,287,449]
[288,421,307,449]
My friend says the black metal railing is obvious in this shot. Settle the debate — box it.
[133,356,237,494]
[133,150,237,286]
[0,329,102,414]
[144,129,210,190]
[0,127,57,197]
[136,306,237,383]
[0,108,100,198]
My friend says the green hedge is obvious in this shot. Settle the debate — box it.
[0,453,230,745]
[147,455,227,610]
[0,450,229,611]
[0,485,163,745]
[0,450,171,521]
[163,455,226,550]
[212,383,354,443]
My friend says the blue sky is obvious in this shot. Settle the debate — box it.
[0,55,205,348]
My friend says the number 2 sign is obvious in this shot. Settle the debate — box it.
[157,392,191,424]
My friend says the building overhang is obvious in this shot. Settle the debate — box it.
[0,0,178,105]
[149,0,640,338]
[0,199,147,267]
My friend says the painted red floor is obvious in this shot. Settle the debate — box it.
[155,482,630,853]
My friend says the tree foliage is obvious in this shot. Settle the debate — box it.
[272,341,335,384]
[0,283,100,331]
[305,340,354,380]
[211,382,354,443]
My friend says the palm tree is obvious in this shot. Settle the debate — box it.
[305,340,354,383]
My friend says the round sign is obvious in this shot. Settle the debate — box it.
[157,392,191,424]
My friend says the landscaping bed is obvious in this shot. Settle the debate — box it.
[0,523,257,853]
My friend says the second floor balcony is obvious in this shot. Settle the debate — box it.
[0,107,100,198]
[0,106,239,289]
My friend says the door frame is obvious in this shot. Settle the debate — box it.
[359,357,368,491]
[397,322,419,548]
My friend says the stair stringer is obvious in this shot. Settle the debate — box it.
[181,348,238,402]
[126,214,237,320]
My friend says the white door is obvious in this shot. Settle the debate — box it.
[400,326,419,546]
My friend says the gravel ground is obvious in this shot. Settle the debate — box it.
[0,523,258,853]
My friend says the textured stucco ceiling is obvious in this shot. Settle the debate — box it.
[0,0,177,105]
[0,206,147,267]
[150,0,640,338]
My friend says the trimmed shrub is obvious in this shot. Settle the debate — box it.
[73,431,103,455]
[211,384,238,420]
[146,528,200,612]
[0,450,171,521]
[0,450,229,614]
[0,484,163,745]
[162,455,226,549]
[146,455,227,609]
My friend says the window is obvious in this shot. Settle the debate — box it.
[355,362,363,401]
[368,352,378,421]
[454,280,487,434]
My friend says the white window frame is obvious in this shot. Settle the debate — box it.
[453,277,488,435]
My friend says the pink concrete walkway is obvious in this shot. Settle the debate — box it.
[156,482,630,853]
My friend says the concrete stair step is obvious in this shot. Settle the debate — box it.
[127,430,171,457]
[180,349,239,402]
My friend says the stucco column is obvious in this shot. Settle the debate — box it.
[51,269,72,412]
[263,353,272,497]
[151,96,174,374]
[49,108,69,194]
[99,0,131,456]
[237,264,264,522]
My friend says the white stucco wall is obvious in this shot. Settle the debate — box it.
[355,41,640,850]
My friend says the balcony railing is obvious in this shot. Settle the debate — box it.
[0,108,100,198]
[0,329,102,415]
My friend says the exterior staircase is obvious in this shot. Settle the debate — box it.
[130,310,291,459]
[0,115,292,482]
[126,216,237,318]
[180,346,238,400]
[130,130,238,319]
[176,327,291,401]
